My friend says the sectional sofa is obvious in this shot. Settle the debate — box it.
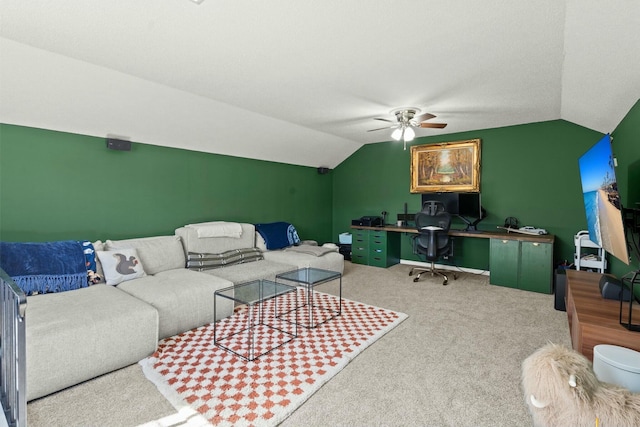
[6,222,343,401]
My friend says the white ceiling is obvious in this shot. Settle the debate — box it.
[1,1,639,168]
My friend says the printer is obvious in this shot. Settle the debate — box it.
[351,216,383,227]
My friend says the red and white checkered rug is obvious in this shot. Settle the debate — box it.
[139,290,407,427]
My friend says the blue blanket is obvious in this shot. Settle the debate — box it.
[255,222,301,250]
[0,240,88,295]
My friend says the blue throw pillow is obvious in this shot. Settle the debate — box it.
[255,222,301,250]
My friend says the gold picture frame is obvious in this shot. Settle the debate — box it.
[410,139,481,193]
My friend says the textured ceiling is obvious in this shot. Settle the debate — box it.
[1,1,639,168]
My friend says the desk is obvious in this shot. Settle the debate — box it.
[351,225,555,293]
[565,269,640,361]
[355,224,554,242]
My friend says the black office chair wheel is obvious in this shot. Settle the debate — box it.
[413,277,420,283]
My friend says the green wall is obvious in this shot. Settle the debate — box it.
[0,124,333,243]
[2,99,639,281]
[332,106,640,279]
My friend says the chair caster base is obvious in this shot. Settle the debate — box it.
[411,268,458,285]
[443,272,459,285]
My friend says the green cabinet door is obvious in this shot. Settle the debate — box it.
[490,238,553,294]
[519,241,553,293]
[489,238,519,287]
[351,229,369,265]
[384,230,401,267]
[369,230,388,267]
[350,228,401,268]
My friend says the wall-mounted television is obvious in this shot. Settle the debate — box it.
[578,134,629,264]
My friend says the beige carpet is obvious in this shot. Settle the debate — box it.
[27,262,570,426]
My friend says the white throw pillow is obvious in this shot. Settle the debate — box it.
[96,248,146,286]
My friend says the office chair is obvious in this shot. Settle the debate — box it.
[409,201,457,285]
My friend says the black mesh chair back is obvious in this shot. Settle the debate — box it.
[415,210,452,261]
[410,202,456,285]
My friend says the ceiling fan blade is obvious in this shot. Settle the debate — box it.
[419,122,447,129]
[373,117,395,123]
[367,125,396,132]
[414,112,436,123]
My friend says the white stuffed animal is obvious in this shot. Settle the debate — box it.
[521,343,640,427]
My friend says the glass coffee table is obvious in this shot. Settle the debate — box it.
[275,267,342,328]
[214,279,298,361]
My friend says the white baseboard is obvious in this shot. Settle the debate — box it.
[399,259,489,276]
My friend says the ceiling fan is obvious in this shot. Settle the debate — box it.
[367,108,447,149]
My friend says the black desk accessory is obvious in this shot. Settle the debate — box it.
[351,216,382,227]
[619,270,640,332]
[600,275,632,301]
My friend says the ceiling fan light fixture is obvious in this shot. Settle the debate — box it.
[404,126,415,142]
[367,107,447,149]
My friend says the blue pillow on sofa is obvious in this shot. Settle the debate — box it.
[255,222,301,250]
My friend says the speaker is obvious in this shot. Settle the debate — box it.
[317,167,330,175]
[599,275,632,301]
[106,138,132,151]
[554,267,567,311]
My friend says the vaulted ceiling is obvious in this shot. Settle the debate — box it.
[1,1,639,168]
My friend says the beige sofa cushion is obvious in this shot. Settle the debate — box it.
[261,250,344,274]
[105,235,186,275]
[175,223,255,254]
[117,269,234,339]
[26,284,158,401]
[200,259,295,284]
[256,232,344,274]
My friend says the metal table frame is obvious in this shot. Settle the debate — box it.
[214,279,298,361]
[275,267,342,328]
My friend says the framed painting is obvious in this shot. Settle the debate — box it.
[410,139,481,193]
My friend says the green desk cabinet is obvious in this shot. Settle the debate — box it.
[351,228,400,268]
[490,238,553,293]
[351,228,370,265]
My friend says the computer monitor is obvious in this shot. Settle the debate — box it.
[458,192,484,231]
[421,193,459,214]
[421,192,485,231]
[458,192,482,219]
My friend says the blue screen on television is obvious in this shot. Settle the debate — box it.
[578,134,629,264]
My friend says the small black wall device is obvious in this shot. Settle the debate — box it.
[106,138,132,151]
[317,167,330,175]
[599,275,632,301]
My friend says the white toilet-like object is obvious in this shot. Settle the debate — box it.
[593,344,640,393]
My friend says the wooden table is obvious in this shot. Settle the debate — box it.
[565,269,640,361]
